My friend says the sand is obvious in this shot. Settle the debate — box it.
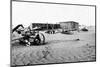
[11,29,96,66]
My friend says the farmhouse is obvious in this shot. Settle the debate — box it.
[59,21,79,31]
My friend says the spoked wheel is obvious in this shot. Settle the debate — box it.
[39,33,45,45]
[34,33,45,45]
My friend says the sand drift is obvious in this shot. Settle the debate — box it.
[11,30,96,66]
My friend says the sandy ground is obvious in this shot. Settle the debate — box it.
[11,29,96,66]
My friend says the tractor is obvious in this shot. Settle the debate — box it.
[12,24,45,46]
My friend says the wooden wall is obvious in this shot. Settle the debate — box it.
[60,21,79,31]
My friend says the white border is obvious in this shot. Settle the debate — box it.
[0,0,100,67]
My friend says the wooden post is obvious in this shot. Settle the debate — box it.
[47,22,48,30]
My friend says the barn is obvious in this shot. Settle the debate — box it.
[59,21,79,31]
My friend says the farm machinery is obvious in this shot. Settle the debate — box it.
[12,24,45,46]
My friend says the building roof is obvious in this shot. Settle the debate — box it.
[59,21,78,24]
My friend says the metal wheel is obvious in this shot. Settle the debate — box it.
[39,33,45,45]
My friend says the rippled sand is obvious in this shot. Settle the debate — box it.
[11,29,96,66]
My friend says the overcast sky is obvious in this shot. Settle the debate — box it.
[12,1,95,27]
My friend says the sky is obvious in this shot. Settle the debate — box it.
[12,1,95,27]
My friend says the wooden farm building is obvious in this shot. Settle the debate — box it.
[59,21,79,31]
[31,23,60,30]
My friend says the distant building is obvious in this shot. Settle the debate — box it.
[29,21,79,31]
[59,21,79,31]
[31,23,60,30]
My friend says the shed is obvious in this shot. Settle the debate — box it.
[59,21,79,31]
